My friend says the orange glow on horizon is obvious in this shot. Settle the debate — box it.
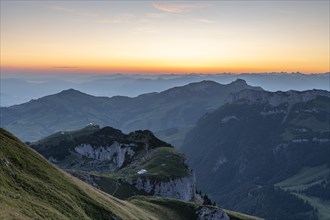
[1,1,329,75]
[1,63,328,75]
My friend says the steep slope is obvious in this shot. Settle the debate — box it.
[30,125,195,201]
[181,89,330,220]
[0,79,262,142]
[0,128,188,219]
[2,128,254,220]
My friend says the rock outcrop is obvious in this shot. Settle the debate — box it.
[129,174,196,201]
[74,143,135,168]
[73,141,197,201]
[228,89,330,106]
[31,126,196,202]
[196,206,230,220]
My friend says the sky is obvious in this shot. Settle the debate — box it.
[1,1,329,74]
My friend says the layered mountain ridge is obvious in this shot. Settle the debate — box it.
[182,89,330,220]
[227,89,330,106]
[0,79,262,142]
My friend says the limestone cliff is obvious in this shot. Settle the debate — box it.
[128,174,196,201]
[228,89,330,106]
[74,143,135,168]
[31,126,196,202]
[196,206,230,220]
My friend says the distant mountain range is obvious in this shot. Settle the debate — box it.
[1,72,329,106]
[181,89,330,220]
[0,79,261,141]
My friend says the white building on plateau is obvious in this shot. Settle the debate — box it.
[137,169,147,175]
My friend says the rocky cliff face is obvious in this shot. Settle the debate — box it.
[73,141,196,201]
[228,89,330,106]
[196,206,230,220]
[31,126,196,202]
[129,174,196,201]
[74,143,135,168]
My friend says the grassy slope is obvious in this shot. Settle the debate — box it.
[275,164,330,220]
[140,147,190,178]
[275,164,329,191]
[129,196,197,220]
[224,210,264,220]
[129,196,264,220]
[0,128,176,220]
[32,124,100,146]
[155,126,193,149]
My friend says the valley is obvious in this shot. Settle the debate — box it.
[275,165,330,220]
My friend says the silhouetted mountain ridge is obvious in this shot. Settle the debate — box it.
[1,80,261,141]
[2,72,328,107]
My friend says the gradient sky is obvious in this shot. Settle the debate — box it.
[1,1,329,74]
